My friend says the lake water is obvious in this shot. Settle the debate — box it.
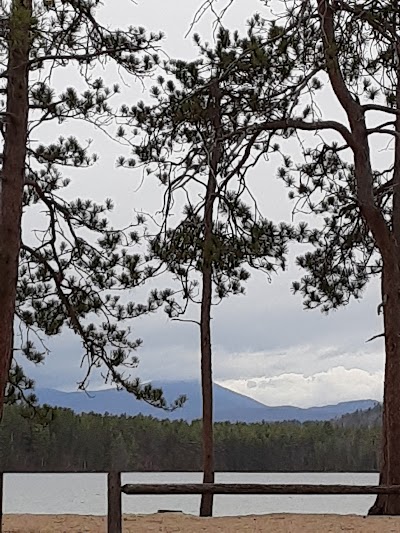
[3,472,379,516]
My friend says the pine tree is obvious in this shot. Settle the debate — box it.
[120,26,302,515]
[240,0,400,514]
[0,0,185,416]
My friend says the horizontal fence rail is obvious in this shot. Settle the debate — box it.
[121,482,400,496]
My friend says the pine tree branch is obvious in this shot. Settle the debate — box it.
[29,46,146,67]
[334,0,395,39]
[171,318,201,326]
[366,333,385,342]
[362,104,400,115]
[248,118,355,148]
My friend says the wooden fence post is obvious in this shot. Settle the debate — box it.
[0,472,4,533]
[107,472,122,533]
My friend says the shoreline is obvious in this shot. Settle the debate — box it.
[3,513,400,532]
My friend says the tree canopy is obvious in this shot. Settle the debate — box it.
[0,0,186,410]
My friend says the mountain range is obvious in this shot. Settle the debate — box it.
[35,380,378,423]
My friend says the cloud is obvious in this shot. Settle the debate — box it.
[212,341,384,381]
[218,366,383,408]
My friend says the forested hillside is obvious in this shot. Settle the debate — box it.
[337,405,382,428]
[0,405,380,473]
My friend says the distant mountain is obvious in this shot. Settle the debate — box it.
[35,381,378,423]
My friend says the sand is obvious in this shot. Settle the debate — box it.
[3,513,400,533]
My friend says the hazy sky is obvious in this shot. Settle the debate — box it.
[24,0,385,408]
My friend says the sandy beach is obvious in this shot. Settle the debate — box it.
[3,513,400,532]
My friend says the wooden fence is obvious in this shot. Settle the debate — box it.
[107,472,400,533]
[2,471,400,533]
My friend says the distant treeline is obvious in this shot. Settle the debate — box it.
[0,404,382,473]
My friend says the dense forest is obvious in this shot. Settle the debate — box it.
[0,404,381,473]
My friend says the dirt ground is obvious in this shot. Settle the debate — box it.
[3,513,400,533]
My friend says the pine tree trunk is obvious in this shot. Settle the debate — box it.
[199,235,214,518]
[199,81,221,518]
[0,0,31,415]
[199,146,217,519]
[369,265,400,514]
[369,56,400,514]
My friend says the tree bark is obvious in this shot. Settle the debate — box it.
[316,1,400,513]
[0,0,31,415]
[199,81,221,518]
[368,263,400,514]
[369,13,400,512]
[199,207,215,518]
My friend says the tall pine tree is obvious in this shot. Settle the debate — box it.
[120,27,304,515]
[0,0,185,414]
[238,0,400,514]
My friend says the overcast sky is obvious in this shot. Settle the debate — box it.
[23,0,386,408]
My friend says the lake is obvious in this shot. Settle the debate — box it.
[3,472,379,516]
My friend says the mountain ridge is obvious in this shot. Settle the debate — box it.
[35,380,378,423]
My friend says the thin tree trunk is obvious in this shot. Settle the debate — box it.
[0,0,31,415]
[199,216,214,518]
[199,81,221,518]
